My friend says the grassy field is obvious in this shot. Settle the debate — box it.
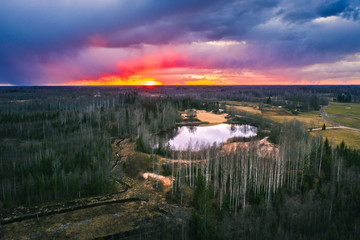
[326,102,360,115]
[310,128,360,150]
[325,102,360,129]
[328,114,360,129]
[232,105,262,115]
[221,101,259,108]
[222,101,358,146]
[262,109,292,116]
[223,101,333,128]
[222,101,262,115]
[268,111,332,128]
[265,110,335,129]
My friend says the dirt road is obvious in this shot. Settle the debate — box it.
[320,105,360,132]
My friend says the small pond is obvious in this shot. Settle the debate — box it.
[165,124,257,150]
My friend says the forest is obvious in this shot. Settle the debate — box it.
[0,85,360,239]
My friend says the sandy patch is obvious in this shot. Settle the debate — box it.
[143,173,172,187]
[196,110,227,124]
[221,137,278,158]
[160,157,206,164]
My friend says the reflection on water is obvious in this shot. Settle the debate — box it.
[166,124,257,150]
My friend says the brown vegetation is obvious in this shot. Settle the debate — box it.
[262,109,292,116]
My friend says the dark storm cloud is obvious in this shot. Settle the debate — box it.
[0,0,359,85]
[99,0,279,49]
[316,0,349,17]
[0,0,220,84]
[279,0,357,22]
[0,0,219,49]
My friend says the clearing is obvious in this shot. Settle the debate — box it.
[221,101,262,115]
[310,128,360,150]
[325,102,360,115]
[324,102,360,129]
[222,100,332,129]
[195,110,227,125]
[268,111,332,129]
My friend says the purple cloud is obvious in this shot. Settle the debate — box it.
[0,0,359,85]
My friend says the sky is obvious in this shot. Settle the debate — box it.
[1,0,360,86]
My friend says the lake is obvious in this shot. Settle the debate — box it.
[166,123,257,150]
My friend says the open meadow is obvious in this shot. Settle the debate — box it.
[325,102,360,129]
[223,101,334,129]
[267,111,332,129]
[311,128,360,150]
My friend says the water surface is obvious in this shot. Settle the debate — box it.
[167,123,257,150]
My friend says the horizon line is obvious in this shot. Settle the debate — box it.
[1,84,360,87]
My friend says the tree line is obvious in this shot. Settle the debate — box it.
[165,119,360,239]
[0,87,181,208]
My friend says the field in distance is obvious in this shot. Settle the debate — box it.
[222,101,332,129]
[310,128,360,150]
[222,100,359,149]
[325,102,360,129]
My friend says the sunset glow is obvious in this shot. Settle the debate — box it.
[2,2,360,238]
[185,80,218,85]
[143,80,162,86]
[1,1,360,86]
[67,75,163,86]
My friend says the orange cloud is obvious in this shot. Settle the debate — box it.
[67,75,162,86]
[185,80,218,85]
[65,49,187,86]
[116,50,188,79]
[62,47,360,86]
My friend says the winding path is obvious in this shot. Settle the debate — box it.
[319,105,360,132]
[112,138,126,170]
[1,198,142,225]
[1,138,135,226]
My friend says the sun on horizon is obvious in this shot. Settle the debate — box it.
[64,75,163,86]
